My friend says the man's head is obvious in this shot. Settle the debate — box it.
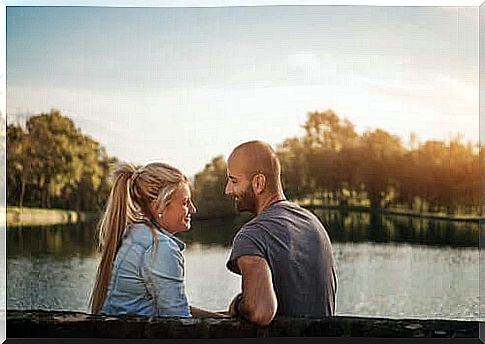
[225,140,283,214]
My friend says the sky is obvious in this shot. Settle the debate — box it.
[6,4,479,178]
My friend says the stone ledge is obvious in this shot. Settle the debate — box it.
[6,310,478,338]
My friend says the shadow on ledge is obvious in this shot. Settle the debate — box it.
[7,310,478,338]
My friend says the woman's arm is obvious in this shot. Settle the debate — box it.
[142,243,191,317]
[190,306,229,318]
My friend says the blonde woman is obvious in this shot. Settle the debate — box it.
[90,162,224,318]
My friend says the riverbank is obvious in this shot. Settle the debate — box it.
[5,201,480,227]
[300,202,479,222]
[7,310,477,338]
[6,206,99,227]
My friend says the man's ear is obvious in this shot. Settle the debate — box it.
[252,174,266,195]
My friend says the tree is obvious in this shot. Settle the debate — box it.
[195,109,479,217]
[7,109,114,211]
[192,155,235,219]
[300,109,361,205]
[6,124,34,207]
[358,129,403,209]
[276,137,311,201]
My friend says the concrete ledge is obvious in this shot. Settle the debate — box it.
[7,310,478,338]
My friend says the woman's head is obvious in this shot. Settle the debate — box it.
[152,182,197,234]
[90,161,195,314]
[126,162,196,233]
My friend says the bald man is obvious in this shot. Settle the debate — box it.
[224,140,337,326]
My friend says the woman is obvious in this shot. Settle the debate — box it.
[90,162,224,318]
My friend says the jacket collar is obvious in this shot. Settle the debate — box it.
[148,219,186,251]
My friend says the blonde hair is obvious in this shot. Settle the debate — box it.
[89,162,188,314]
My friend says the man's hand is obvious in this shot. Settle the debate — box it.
[230,255,277,326]
[228,293,243,317]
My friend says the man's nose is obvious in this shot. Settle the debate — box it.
[224,181,231,195]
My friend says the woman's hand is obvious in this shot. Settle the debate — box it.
[190,306,231,318]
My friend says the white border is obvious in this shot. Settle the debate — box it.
[1,0,6,342]
[1,0,483,7]
[2,1,482,342]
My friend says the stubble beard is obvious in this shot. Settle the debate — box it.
[235,186,257,214]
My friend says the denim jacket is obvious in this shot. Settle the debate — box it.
[100,221,191,317]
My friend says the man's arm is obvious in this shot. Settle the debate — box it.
[229,255,277,326]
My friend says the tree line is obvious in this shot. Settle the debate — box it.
[6,109,479,217]
[192,110,479,218]
[7,110,116,211]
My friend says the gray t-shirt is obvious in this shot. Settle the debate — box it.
[226,200,337,318]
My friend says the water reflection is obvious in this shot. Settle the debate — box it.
[178,213,252,247]
[7,208,478,259]
[311,209,478,247]
[6,215,248,258]
[7,242,479,320]
[7,220,100,258]
[5,208,479,320]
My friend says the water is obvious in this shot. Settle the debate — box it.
[6,209,480,320]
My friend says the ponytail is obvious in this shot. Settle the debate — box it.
[89,163,136,314]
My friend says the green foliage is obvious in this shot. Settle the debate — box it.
[277,110,479,214]
[7,108,478,217]
[7,109,116,211]
[195,109,479,217]
[192,155,235,219]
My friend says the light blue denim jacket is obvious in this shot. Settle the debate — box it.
[100,221,191,317]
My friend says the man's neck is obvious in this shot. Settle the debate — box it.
[256,193,286,215]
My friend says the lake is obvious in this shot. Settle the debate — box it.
[6,208,480,321]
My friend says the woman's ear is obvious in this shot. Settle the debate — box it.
[149,200,160,219]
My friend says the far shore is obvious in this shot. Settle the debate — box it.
[193,201,479,223]
[5,207,99,227]
[4,202,479,227]
[301,203,480,222]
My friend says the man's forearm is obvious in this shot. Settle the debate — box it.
[232,255,278,326]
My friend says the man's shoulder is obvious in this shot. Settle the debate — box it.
[259,200,316,222]
[237,220,264,237]
[237,202,296,232]
[237,201,322,234]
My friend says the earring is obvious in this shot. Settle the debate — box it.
[158,213,163,218]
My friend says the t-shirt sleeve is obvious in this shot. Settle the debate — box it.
[226,227,267,275]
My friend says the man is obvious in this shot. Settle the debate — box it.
[225,140,337,326]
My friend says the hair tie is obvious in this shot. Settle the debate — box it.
[130,169,143,201]
[131,169,143,183]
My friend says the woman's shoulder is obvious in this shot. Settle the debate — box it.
[156,232,185,255]
[125,223,159,247]
[126,222,185,253]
